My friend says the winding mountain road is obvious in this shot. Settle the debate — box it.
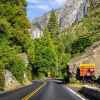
[0,80,86,100]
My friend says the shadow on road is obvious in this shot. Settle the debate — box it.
[79,87,100,100]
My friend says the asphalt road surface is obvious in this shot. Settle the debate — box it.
[0,80,43,100]
[30,80,85,100]
[0,80,86,100]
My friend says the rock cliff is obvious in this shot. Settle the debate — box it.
[32,0,89,38]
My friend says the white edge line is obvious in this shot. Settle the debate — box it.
[66,87,86,100]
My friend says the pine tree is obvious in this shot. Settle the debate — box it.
[47,10,60,37]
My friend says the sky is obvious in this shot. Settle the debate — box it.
[26,0,66,22]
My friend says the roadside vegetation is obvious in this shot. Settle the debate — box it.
[0,0,34,88]
[33,10,71,79]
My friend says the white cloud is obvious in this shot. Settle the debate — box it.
[27,0,66,11]
[36,5,50,11]
[55,0,67,6]
[27,0,40,4]
[27,0,52,11]
[27,0,66,6]
[27,4,50,11]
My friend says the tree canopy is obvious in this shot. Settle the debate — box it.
[0,0,34,86]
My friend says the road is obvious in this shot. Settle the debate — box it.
[0,80,86,100]
[0,80,43,100]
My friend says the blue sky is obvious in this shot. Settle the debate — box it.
[26,0,66,22]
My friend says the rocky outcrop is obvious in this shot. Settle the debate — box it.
[4,53,31,91]
[29,27,43,39]
[4,70,31,91]
[4,70,21,91]
[58,0,88,30]
[32,0,89,38]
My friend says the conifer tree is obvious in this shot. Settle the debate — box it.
[47,10,60,37]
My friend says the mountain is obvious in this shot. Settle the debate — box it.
[31,0,100,77]
[67,0,100,77]
[32,0,89,38]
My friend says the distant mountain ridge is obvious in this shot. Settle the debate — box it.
[32,0,89,38]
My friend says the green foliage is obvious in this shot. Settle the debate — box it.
[26,66,32,81]
[47,10,60,37]
[8,56,26,83]
[34,30,58,77]
[0,0,33,86]
[71,35,92,54]
[33,12,71,78]
[0,61,5,90]
[33,1,100,80]
[0,0,99,86]
[64,3,100,57]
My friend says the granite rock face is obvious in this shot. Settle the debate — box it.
[58,0,88,30]
[32,0,89,38]
[5,70,21,91]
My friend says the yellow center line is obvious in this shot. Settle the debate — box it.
[22,82,47,100]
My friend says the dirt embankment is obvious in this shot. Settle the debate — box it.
[69,41,100,77]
